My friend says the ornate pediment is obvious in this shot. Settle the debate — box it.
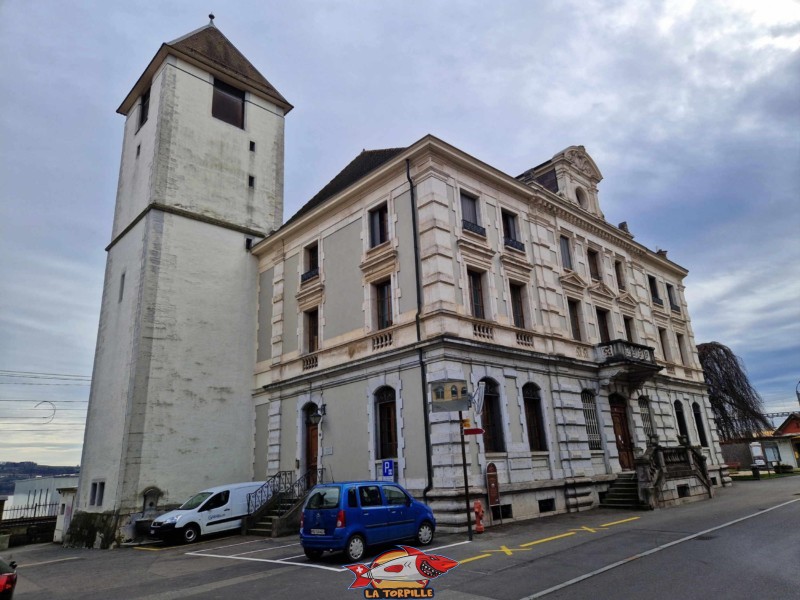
[589,281,617,302]
[563,147,602,181]
[559,270,588,292]
[616,291,638,310]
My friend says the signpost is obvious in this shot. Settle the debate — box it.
[429,380,485,541]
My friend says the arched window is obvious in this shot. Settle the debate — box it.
[638,397,655,438]
[523,383,547,451]
[375,387,397,459]
[692,402,709,447]
[674,400,689,439]
[481,379,505,453]
[581,390,602,450]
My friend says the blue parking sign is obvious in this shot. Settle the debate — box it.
[382,459,394,479]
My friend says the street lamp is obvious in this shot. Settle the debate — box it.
[795,380,800,407]
[307,404,326,426]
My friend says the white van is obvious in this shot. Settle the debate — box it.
[149,481,265,543]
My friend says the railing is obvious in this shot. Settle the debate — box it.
[504,237,525,252]
[516,332,534,347]
[0,502,59,527]
[635,441,713,508]
[462,219,486,237]
[595,340,657,364]
[246,468,326,516]
[302,354,318,370]
[473,323,494,340]
[300,267,319,283]
[372,331,393,351]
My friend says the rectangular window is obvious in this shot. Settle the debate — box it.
[676,333,687,365]
[560,235,573,270]
[138,88,150,129]
[96,482,105,506]
[638,398,655,438]
[369,204,389,248]
[468,270,486,319]
[666,283,680,312]
[658,327,671,361]
[118,272,125,303]
[90,482,97,506]
[581,392,602,450]
[460,191,479,225]
[614,260,626,291]
[502,210,518,241]
[567,298,582,341]
[302,242,319,281]
[596,308,611,343]
[509,282,525,328]
[306,308,319,353]
[623,315,635,343]
[248,175,255,188]
[212,78,245,128]
[587,249,602,281]
[377,399,397,460]
[375,280,392,329]
[249,140,256,152]
[648,275,663,305]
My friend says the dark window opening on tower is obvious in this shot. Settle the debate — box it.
[212,79,245,128]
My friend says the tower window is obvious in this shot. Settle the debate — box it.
[248,175,255,188]
[212,78,245,128]
[249,141,256,152]
[138,88,150,130]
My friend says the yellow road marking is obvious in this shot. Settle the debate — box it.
[569,525,605,533]
[520,532,577,547]
[134,546,166,551]
[459,553,492,564]
[487,545,528,555]
[600,516,641,528]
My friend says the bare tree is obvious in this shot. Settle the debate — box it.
[697,341,771,441]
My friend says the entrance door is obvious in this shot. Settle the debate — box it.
[610,397,635,471]
[304,405,319,486]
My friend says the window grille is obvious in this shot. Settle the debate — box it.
[638,397,654,438]
[581,391,602,450]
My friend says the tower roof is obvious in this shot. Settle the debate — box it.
[118,22,292,115]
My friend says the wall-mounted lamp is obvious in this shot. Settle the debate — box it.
[307,404,326,426]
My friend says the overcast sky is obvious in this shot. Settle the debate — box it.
[1,0,798,466]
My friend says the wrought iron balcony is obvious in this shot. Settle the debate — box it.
[651,296,664,307]
[504,237,525,252]
[301,267,319,283]
[462,219,486,237]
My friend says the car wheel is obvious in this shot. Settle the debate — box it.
[182,524,200,544]
[416,521,434,546]
[344,534,366,562]
[304,548,323,560]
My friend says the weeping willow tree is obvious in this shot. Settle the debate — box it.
[697,341,771,441]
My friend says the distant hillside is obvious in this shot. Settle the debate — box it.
[0,462,80,495]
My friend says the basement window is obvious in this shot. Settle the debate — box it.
[538,498,555,513]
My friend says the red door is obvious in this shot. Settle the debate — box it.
[610,399,635,471]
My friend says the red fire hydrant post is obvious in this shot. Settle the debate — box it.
[474,500,485,534]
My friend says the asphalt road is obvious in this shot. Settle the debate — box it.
[6,476,799,600]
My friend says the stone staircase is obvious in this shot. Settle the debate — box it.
[600,473,651,510]
[247,496,298,537]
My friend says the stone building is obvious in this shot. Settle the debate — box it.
[76,21,727,542]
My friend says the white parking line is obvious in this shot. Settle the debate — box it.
[185,551,344,572]
[16,557,82,568]
[429,540,471,552]
[232,543,301,557]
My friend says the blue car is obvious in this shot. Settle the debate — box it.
[300,481,436,561]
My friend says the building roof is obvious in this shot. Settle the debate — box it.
[281,147,407,229]
[774,412,800,436]
[118,23,292,115]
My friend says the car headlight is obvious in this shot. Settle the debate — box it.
[161,515,180,525]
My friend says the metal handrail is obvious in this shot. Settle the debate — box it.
[247,470,294,515]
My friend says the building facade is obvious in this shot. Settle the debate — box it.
[76,23,727,543]
[253,137,728,529]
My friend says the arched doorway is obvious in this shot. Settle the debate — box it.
[303,403,319,484]
[609,394,634,470]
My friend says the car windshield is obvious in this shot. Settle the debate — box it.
[0,558,14,574]
[305,486,340,509]
[179,492,212,510]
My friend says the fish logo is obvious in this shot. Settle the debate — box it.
[345,545,458,597]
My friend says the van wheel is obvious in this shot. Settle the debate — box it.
[416,521,434,546]
[304,548,323,560]
[344,534,366,562]
[182,524,200,544]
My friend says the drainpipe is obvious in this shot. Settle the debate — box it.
[407,159,434,503]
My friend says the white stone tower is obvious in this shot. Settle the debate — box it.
[76,20,291,534]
